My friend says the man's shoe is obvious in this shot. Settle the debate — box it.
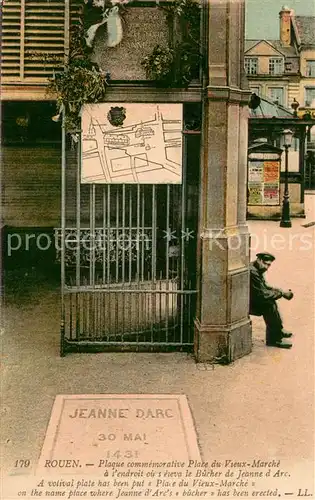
[281,330,293,338]
[266,340,292,349]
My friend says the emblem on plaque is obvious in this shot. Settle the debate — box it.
[107,106,126,127]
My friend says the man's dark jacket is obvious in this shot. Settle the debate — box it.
[249,261,282,316]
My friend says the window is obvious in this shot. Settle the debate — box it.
[269,58,283,75]
[250,86,260,95]
[306,61,315,77]
[285,61,292,72]
[305,88,315,107]
[245,58,258,75]
[268,87,284,105]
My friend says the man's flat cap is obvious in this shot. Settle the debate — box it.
[256,252,275,262]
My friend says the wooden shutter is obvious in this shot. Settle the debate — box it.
[1,1,21,80]
[1,0,82,83]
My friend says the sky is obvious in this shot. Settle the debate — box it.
[245,0,315,39]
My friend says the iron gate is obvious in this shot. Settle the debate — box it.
[59,111,200,355]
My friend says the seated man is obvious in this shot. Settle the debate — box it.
[250,252,294,349]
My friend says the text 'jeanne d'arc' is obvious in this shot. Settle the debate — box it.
[68,408,174,419]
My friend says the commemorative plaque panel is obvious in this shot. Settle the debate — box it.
[37,394,201,473]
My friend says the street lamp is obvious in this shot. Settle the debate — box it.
[280,129,294,228]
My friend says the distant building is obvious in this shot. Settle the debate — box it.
[245,5,315,179]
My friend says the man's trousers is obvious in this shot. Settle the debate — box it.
[251,300,283,344]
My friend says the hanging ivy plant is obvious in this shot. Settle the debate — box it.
[47,5,108,132]
[47,0,130,132]
[141,0,201,87]
[141,45,175,82]
[49,62,108,132]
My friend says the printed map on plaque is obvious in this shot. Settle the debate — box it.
[81,103,183,184]
[37,394,201,474]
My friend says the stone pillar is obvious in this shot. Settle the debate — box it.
[194,0,252,363]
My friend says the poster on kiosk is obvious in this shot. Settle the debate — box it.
[247,142,282,206]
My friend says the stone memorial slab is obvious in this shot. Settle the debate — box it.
[37,394,201,473]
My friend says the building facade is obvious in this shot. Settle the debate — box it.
[1,0,252,363]
[245,6,315,113]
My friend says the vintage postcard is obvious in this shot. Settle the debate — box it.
[1,0,314,499]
